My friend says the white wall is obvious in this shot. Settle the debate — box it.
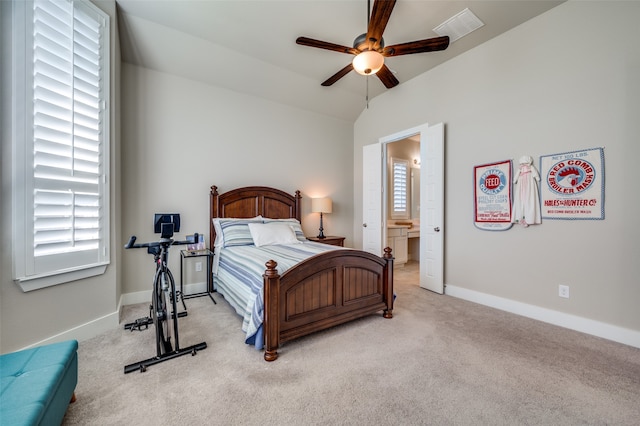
[353,1,640,343]
[120,64,354,296]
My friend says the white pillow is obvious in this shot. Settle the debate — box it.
[248,222,301,247]
[262,218,306,242]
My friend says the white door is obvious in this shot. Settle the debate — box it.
[420,123,444,293]
[362,143,383,255]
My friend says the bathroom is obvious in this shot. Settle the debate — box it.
[386,136,420,268]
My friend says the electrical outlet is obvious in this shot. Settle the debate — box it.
[559,285,570,299]
[195,261,202,272]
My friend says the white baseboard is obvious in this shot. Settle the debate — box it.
[20,310,120,351]
[120,289,151,306]
[180,281,208,297]
[20,282,211,352]
[119,281,208,307]
[445,284,640,349]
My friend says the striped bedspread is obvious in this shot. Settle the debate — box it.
[213,242,342,347]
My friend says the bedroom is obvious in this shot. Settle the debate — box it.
[1,0,639,370]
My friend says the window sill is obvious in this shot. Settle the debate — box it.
[15,263,109,292]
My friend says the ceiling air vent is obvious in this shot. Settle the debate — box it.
[433,8,484,43]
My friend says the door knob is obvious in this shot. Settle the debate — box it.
[434,227,440,232]
[362,223,367,228]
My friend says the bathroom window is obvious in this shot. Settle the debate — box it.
[391,158,409,219]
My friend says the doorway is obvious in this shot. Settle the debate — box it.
[363,123,444,293]
[386,137,421,277]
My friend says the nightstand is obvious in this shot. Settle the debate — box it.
[307,236,345,247]
[180,249,216,307]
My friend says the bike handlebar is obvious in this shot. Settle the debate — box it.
[125,235,137,249]
[124,233,198,250]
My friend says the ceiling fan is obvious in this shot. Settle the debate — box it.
[296,0,450,89]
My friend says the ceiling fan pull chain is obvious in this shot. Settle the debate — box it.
[366,76,370,109]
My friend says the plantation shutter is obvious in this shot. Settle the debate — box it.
[33,0,103,258]
[392,159,409,218]
[14,0,110,287]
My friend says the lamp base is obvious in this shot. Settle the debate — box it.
[317,212,326,239]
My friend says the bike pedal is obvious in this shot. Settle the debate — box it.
[124,317,153,332]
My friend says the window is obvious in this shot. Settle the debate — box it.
[12,0,110,291]
[391,158,409,219]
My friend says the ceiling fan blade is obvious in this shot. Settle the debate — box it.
[376,64,399,89]
[296,37,359,55]
[321,63,354,87]
[366,0,397,51]
[382,36,450,57]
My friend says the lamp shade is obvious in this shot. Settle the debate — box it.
[311,197,332,214]
[352,51,384,76]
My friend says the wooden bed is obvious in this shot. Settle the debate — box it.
[210,185,394,361]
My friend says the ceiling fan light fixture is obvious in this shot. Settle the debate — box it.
[352,50,384,76]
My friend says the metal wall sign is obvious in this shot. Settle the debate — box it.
[540,148,605,220]
[474,160,513,231]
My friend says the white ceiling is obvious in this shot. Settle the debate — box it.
[116,0,564,122]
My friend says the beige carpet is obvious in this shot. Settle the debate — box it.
[62,262,640,425]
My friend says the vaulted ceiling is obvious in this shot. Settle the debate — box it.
[116,0,564,122]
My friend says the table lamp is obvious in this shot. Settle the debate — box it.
[311,197,332,239]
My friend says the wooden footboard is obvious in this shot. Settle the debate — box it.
[263,247,394,361]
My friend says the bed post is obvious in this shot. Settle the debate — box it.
[294,190,302,222]
[383,247,394,319]
[263,260,280,361]
[210,186,219,251]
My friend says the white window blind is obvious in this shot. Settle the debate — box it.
[391,158,409,219]
[13,0,110,291]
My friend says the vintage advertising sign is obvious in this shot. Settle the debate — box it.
[540,147,604,220]
[474,160,512,231]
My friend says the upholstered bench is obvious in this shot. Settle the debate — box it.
[0,339,78,425]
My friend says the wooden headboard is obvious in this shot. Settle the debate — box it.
[209,186,302,250]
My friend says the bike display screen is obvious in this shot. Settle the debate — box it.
[153,213,180,238]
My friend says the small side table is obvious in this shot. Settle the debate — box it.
[307,236,345,247]
[180,249,216,306]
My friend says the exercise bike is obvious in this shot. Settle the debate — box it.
[123,224,207,374]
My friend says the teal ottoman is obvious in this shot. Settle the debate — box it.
[0,340,78,426]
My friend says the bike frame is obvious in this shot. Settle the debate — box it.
[152,242,179,353]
